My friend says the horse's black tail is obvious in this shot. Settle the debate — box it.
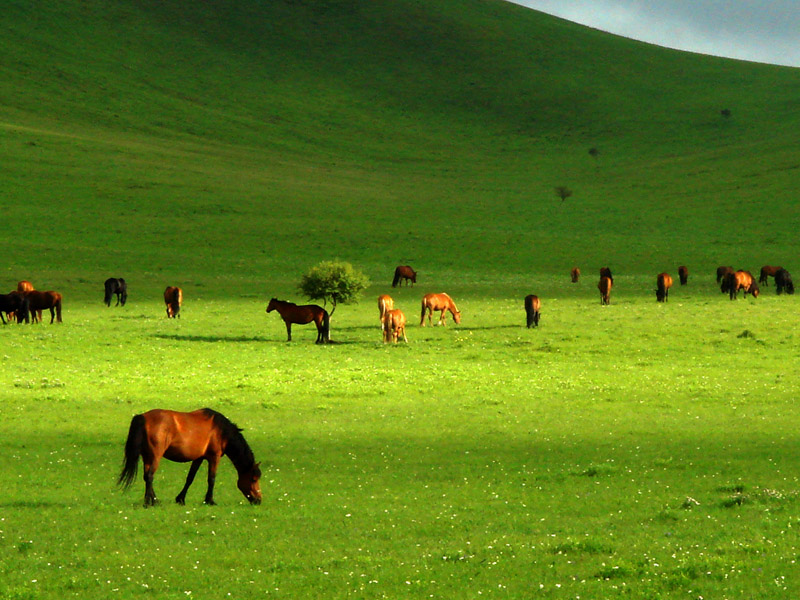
[392,269,400,288]
[104,283,112,306]
[322,309,331,343]
[118,414,145,490]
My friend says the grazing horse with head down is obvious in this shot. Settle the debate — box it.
[774,268,794,295]
[717,266,734,285]
[118,408,262,507]
[27,290,62,323]
[570,267,580,283]
[5,281,34,322]
[420,293,461,326]
[392,265,417,287]
[382,309,408,343]
[656,273,673,302]
[598,276,612,305]
[678,266,688,285]
[726,270,759,300]
[0,292,30,324]
[524,294,541,328]
[104,278,127,307]
[759,265,782,286]
[164,286,182,318]
[266,298,330,343]
[378,294,394,325]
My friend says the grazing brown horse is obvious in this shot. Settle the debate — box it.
[775,268,794,295]
[0,292,30,324]
[392,265,417,287]
[118,408,262,507]
[726,270,759,300]
[164,286,182,318]
[27,290,62,323]
[420,293,461,326]
[382,309,408,343]
[570,267,580,283]
[524,294,541,328]
[598,276,612,305]
[678,266,688,285]
[266,298,330,343]
[6,282,34,322]
[656,273,673,302]
[600,267,613,283]
[378,294,394,325]
[759,265,783,286]
[716,265,734,284]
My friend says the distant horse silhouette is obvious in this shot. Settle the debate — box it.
[0,292,29,324]
[716,266,734,284]
[104,278,127,307]
[420,293,461,326]
[27,290,62,323]
[570,267,580,283]
[382,309,408,343]
[726,270,759,300]
[17,281,34,293]
[775,268,794,295]
[164,286,182,318]
[392,265,417,287]
[656,273,673,302]
[378,294,394,325]
[6,281,34,322]
[524,294,541,327]
[600,267,613,283]
[266,298,330,343]
[678,266,688,285]
[759,265,783,286]
[598,276,612,305]
[118,408,262,507]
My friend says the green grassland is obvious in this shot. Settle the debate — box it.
[2,0,800,598]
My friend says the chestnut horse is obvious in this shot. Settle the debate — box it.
[759,265,783,286]
[118,408,262,507]
[678,266,688,285]
[420,293,461,326]
[570,267,580,283]
[378,294,394,325]
[716,266,734,284]
[164,286,182,318]
[17,281,34,293]
[524,294,541,328]
[104,277,127,307]
[598,276,612,305]
[392,265,417,287]
[726,270,759,300]
[382,309,408,343]
[656,273,673,302]
[266,298,330,343]
[27,290,62,323]
[775,268,794,295]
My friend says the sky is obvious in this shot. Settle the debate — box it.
[507,0,800,68]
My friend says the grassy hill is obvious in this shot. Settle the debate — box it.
[3,0,799,299]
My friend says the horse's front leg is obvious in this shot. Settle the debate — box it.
[175,459,204,505]
[0,312,6,325]
[285,322,292,342]
[437,310,447,326]
[204,456,220,505]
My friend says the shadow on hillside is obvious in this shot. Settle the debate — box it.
[152,333,271,344]
[451,324,522,331]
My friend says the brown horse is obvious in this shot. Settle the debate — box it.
[759,265,783,286]
[378,294,394,325]
[6,281,34,322]
[164,286,182,318]
[382,309,408,343]
[118,408,262,507]
[570,267,580,283]
[27,290,62,323]
[0,292,30,324]
[420,293,461,326]
[656,273,673,302]
[266,298,330,343]
[392,265,417,287]
[17,281,34,293]
[598,276,612,305]
[600,267,613,283]
[726,270,759,300]
[716,265,734,284]
[678,266,688,285]
[524,294,541,328]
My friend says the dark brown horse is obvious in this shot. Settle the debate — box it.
[775,269,794,295]
[759,265,783,286]
[570,267,580,283]
[420,293,461,326]
[27,290,62,323]
[524,294,541,327]
[716,265,734,284]
[392,265,417,287]
[266,298,330,343]
[0,292,30,324]
[104,277,127,307]
[164,286,182,318]
[6,282,33,322]
[656,273,673,302]
[678,266,688,285]
[378,294,394,325]
[726,270,759,300]
[598,276,612,305]
[382,309,408,343]
[599,267,613,283]
[118,408,262,507]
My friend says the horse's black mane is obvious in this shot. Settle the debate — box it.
[201,408,257,472]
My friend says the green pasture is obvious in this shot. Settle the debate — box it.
[2,0,800,597]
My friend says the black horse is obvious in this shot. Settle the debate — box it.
[775,269,794,295]
[104,278,127,307]
[0,292,30,324]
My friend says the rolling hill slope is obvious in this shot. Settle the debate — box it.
[2,0,799,298]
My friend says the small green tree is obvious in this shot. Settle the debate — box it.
[298,260,369,317]
[554,186,573,202]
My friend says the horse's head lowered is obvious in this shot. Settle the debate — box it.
[266,298,278,313]
[237,462,262,505]
[453,310,462,324]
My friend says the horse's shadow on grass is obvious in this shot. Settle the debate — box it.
[152,333,272,343]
